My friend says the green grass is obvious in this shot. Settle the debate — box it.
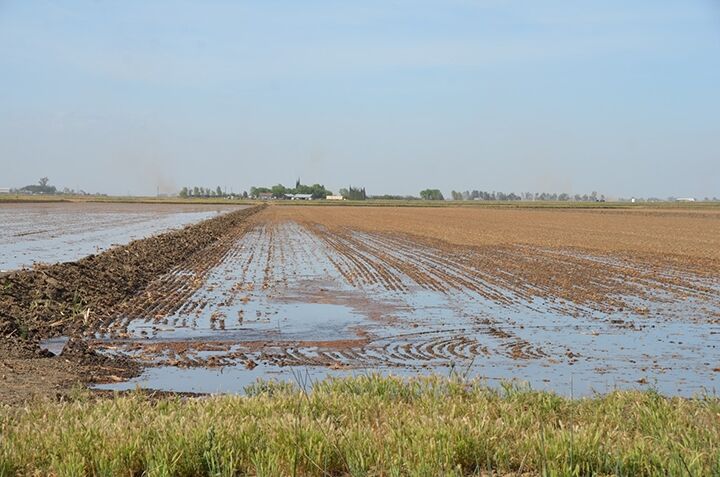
[1,375,718,476]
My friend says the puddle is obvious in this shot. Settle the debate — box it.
[95,364,355,395]
[127,301,366,342]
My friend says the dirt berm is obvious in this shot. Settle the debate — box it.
[0,204,265,343]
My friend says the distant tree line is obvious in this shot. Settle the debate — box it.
[339,186,367,200]
[179,186,247,199]
[11,176,714,203]
[617,196,719,202]
[13,177,99,196]
[369,194,421,200]
[419,189,445,200]
[18,177,57,195]
[449,190,607,202]
[250,180,332,199]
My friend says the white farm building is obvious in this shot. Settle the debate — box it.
[284,193,313,200]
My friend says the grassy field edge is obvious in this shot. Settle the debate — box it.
[1,374,718,476]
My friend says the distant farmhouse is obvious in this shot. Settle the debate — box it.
[326,195,344,201]
[0,187,11,194]
[251,180,332,200]
[255,192,315,201]
[676,197,696,202]
[284,193,313,200]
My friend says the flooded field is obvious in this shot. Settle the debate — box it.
[92,206,720,397]
[0,202,242,271]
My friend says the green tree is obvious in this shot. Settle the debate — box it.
[271,184,287,198]
[250,186,270,197]
[20,177,57,194]
[342,186,366,200]
[309,183,332,199]
[179,187,189,198]
[419,189,444,200]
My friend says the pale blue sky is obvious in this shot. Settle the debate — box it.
[1,1,719,197]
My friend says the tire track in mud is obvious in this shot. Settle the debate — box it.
[302,219,720,322]
[252,217,716,371]
[267,221,567,365]
[283,221,555,365]
[97,210,266,337]
[115,323,545,370]
[80,207,720,398]
[96,212,720,380]
[97,215,556,369]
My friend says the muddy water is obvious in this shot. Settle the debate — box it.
[0,203,243,271]
[95,221,720,397]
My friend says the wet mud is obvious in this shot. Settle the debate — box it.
[91,207,720,397]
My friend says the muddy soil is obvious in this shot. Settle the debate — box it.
[3,204,719,402]
[94,206,720,397]
[0,205,264,403]
[0,336,139,405]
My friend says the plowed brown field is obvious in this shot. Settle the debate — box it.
[3,203,719,400]
[93,204,720,397]
[272,206,720,261]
